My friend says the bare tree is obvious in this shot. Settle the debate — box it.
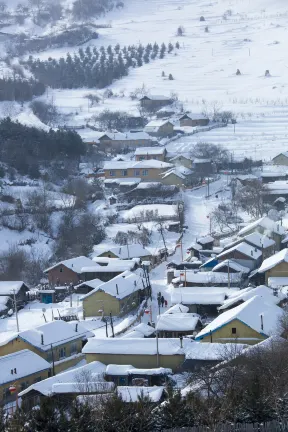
[235,180,267,218]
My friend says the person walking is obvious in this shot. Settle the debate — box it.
[161,296,165,307]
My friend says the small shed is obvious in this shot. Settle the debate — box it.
[156,313,202,338]
[39,290,56,304]
[105,365,171,386]
[179,113,209,127]
[196,235,214,250]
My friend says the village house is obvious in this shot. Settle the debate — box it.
[211,259,250,275]
[122,323,155,339]
[74,278,103,295]
[222,232,276,260]
[196,235,214,250]
[139,95,172,110]
[81,270,148,318]
[172,270,242,287]
[82,337,187,371]
[171,287,239,316]
[179,113,209,127]
[218,285,285,312]
[19,361,107,408]
[261,171,288,184]
[238,216,285,251]
[44,256,96,286]
[195,296,283,345]
[92,244,152,262]
[168,154,193,169]
[258,248,288,285]
[0,281,29,309]
[0,350,51,407]
[161,165,193,187]
[103,160,173,183]
[81,258,139,282]
[216,242,262,270]
[144,120,174,137]
[262,181,288,204]
[0,321,93,374]
[272,152,288,166]
[156,313,202,338]
[105,364,171,387]
[96,131,156,153]
[134,147,167,161]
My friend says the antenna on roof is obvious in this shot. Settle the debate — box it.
[260,314,264,331]
[116,284,119,295]
[41,334,44,345]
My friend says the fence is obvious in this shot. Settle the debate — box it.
[164,421,288,432]
[164,122,227,146]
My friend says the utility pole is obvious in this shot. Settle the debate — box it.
[158,221,167,260]
[228,260,231,289]
[105,319,108,338]
[207,176,210,198]
[156,328,159,367]
[180,240,184,262]
[110,313,115,338]
[13,290,19,333]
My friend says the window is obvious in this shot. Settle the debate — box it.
[70,342,77,355]
[121,170,128,176]
[47,350,53,362]
[59,267,63,273]
[134,169,140,176]
[109,170,115,177]
[232,327,237,334]
[142,169,149,176]
[59,347,66,360]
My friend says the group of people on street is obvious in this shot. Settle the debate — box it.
[157,292,168,308]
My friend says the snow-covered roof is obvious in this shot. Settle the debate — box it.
[265,181,288,194]
[179,113,207,121]
[44,256,95,274]
[104,178,141,186]
[173,271,241,285]
[135,182,162,189]
[212,260,250,274]
[217,242,262,260]
[197,235,214,245]
[131,323,155,337]
[82,338,187,355]
[218,285,285,311]
[0,349,51,385]
[157,313,200,332]
[18,361,106,397]
[244,232,275,249]
[238,216,285,236]
[164,303,189,314]
[268,277,288,287]
[185,342,247,361]
[99,131,152,141]
[273,152,288,159]
[103,160,173,170]
[258,248,288,273]
[51,381,114,394]
[0,281,28,296]
[86,259,138,273]
[261,172,287,178]
[81,271,145,301]
[171,287,239,305]
[196,296,283,340]
[134,147,165,156]
[75,278,103,291]
[93,244,151,259]
[144,120,173,133]
[161,169,186,180]
[19,321,94,351]
[105,365,171,376]
[117,386,164,402]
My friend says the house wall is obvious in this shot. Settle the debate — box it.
[0,338,85,374]
[180,118,209,127]
[83,290,140,318]
[82,270,124,282]
[272,154,288,166]
[197,319,266,345]
[140,99,171,109]
[85,353,185,371]
[0,369,50,406]
[264,261,288,284]
[46,265,81,285]
[161,173,186,187]
[156,123,174,137]
[104,167,169,182]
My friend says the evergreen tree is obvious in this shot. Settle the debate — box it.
[176,41,180,49]
[168,42,174,53]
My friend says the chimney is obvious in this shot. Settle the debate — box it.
[179,335,183,348]
[75,323,78,332]
[14,368,17,374]
[260,314,264,331]
[41,334,44,345]
[11,369,13,375]
[116,284,119,295]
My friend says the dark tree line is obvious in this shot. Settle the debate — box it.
[25,41,178,89]
[0,118,85,177]
[0,77,45,102]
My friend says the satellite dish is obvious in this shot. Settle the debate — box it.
[42,308,46,313]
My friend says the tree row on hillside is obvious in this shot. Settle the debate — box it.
[25,42,179,89]
[0,118,85,177]
[0,77,45,102]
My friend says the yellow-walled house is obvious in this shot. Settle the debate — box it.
[0,321,94,374]
[103,160,173,183]
[92,244,152,261]
[195,295,283,345]
[81,271,148,318]
[0,349,51,406]
[272,152,288,166]
[168,154,193,169]
[135,147,166,162]
[82,338,186,372]
[258,248,288,285]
